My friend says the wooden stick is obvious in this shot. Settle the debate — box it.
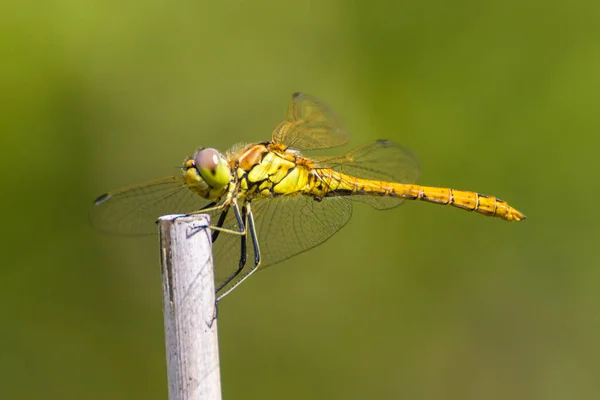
[158,214,222,400]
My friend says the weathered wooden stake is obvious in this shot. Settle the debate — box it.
[158,214,222,400]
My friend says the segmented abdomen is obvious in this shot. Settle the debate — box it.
[312,169,526,222]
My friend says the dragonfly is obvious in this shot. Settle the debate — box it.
[91,92,526,300]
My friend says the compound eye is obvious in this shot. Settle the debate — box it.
[194,148,220,172]
[193,148,230,188]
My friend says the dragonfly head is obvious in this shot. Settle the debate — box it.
[183,148,232,197]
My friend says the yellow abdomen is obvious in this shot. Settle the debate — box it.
[311,169,526,222]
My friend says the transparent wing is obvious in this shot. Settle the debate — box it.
[271,92,349,151]
[213,195,352,296]
[315,139,421,210]
[90,176,215,235]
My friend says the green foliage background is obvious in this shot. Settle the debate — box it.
[2,1,599,399]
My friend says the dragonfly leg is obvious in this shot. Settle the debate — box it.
[248,203,261,267]
[239,208,248,273]
[205,199,247,236]
[214,201,249,295]
[211,206,229,243]
[216,202,262,301]
[190,201,226,215]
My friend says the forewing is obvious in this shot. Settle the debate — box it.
[90,176,215,235]
[271,92,349,151]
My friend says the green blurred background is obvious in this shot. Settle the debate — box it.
[2,0,599,399]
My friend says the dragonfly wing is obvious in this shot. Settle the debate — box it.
[213,194,353,297]
[271,93,349,151]
[314,140,421,210]
[90,176,215,235]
